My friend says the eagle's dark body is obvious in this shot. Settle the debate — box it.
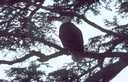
[59,22,84,55]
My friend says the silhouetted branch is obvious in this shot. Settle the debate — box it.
[85,58,128,82]
[32,50,128,62]
[0,53,32,65]
[37,50,67,62]
[0,49,127,65]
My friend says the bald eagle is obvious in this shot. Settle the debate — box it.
[59,17,84,60]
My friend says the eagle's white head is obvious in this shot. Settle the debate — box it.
[60,16,72,23]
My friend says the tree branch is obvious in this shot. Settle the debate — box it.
[85,58,128,82]
[0,53,32,65]
[0,50,64,65]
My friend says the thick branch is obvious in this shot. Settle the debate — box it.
[85,58,128,82]
[0,53,32,65]
[0,49,127,65]
[80,51,128,58]
[0,50,65,65]
[32,51,128,61]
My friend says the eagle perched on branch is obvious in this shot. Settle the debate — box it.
[48,16,84,61]
[59,16,84,52]
[59,16,84,60]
